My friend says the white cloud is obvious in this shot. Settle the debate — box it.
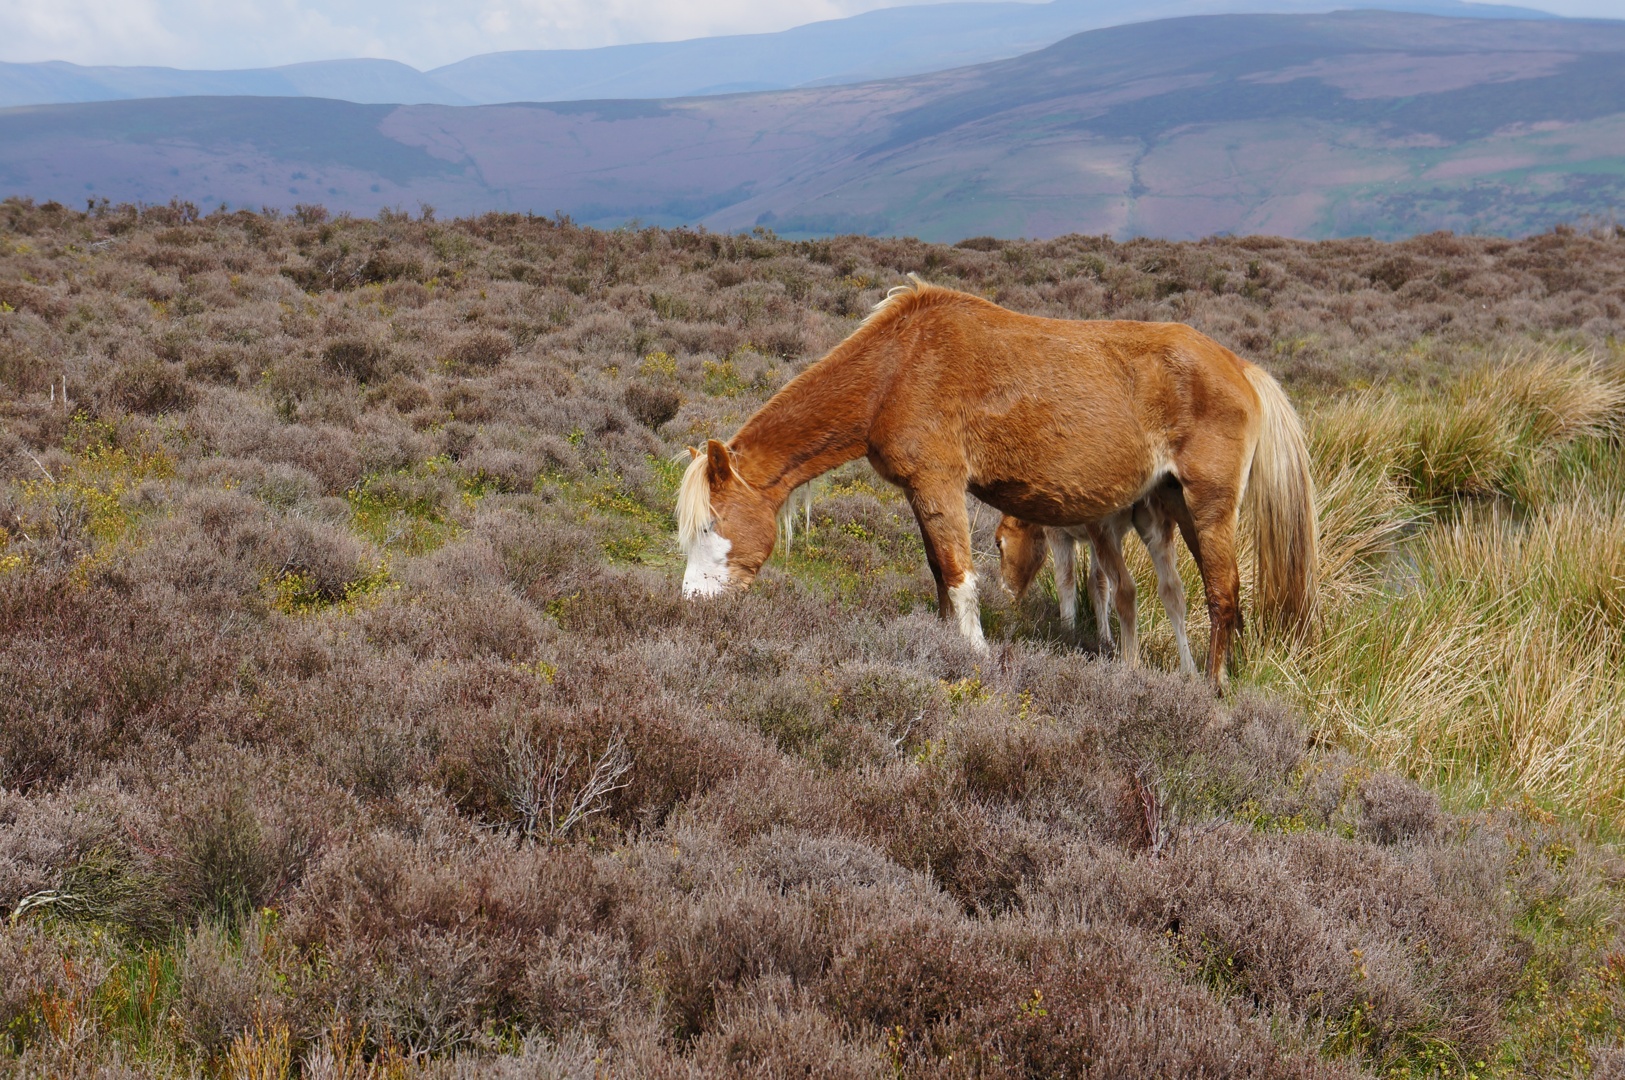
[0,0,945,70]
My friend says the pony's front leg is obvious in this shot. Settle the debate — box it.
[907,487,986,651]
[920,527,949,615]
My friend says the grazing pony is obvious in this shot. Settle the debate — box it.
[677,278,1315,690]
[995,486,1199,675]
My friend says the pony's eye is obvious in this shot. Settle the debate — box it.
[995,536,1003,551]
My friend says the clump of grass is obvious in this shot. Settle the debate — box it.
[1251,350,1625,827]
[1309,349,1624,506]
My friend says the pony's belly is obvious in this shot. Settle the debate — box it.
[969,473,1151,527]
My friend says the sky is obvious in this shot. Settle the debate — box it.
[0,0,1619,71]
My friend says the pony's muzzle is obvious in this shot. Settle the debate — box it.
[681,527,734,598]
[681,565,728,598]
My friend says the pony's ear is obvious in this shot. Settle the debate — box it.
[705,439,733,486]
[687,445,700,460]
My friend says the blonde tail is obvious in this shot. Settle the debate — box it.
[1243,364,1318,637]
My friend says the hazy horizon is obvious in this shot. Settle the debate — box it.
[1,0,1613,72]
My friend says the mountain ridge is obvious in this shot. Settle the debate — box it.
[2,11,1622,242]
[0,0,1569,109]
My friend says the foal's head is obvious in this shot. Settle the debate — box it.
[994,515,1048,600]
[677,440,779,597]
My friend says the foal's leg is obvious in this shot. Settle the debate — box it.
[907,487,985,650]
[1082,530,1113,650]
[1158,481,1210,670]
[1088,519,1139,666]
[1047,528,1079,629]
[1137,500,1198,676]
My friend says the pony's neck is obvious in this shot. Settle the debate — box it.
[728,329,891,501]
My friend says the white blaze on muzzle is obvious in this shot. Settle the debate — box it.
[681,526,732,598]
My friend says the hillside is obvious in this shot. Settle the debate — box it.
[1,12,1622,241]
[0,0,1558,109]
[2,198,1625,1077]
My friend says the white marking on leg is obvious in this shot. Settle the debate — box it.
[949,573,987,651]
[681,527,732,598]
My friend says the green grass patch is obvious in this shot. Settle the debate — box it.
[263,560,393,616]
[4,413,177,581]
[345,454,497,555]
[536,457,684,565]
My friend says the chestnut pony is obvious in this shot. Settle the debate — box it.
[994,490,1199,676]
[678,278,1315,689]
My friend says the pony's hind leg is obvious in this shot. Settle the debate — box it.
[1178,471,1243,692]
[1138,500,1197,676]
[1047,528,1079,629]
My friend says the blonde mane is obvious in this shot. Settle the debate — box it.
[858,273,971,333]
[676,452,714,552]
[676,448,814,555]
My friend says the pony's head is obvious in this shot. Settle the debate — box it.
[994,514,1048,600]
[677,440,780,598]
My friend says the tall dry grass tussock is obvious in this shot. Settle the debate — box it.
[1251,349,1625,825]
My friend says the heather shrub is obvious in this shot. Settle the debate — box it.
[690,978,887,1079]
[442,329,513,372]
[1356,771,1445,845]
[4,201,1625,1077]
[647,881,829,1040]
[0,346,51,395]
[50,845,172,942]
[104,355,196,415]
[175,918,284,1061]
[520,928,632,1037]
[0,924,67,1048]
[321,336,391,382]
[166,781,310,923]
[623,380,682,429]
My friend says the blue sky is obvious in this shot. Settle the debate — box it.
[0,0,1618,70]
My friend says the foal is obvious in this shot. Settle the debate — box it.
[996,487,1198,675]
[677,278,1315,691]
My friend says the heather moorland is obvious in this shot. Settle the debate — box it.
[2,197,1625,1077]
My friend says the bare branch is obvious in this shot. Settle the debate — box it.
[505,728,633,843]
[20,449,54,484]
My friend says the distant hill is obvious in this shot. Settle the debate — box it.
[0,0,1560,109]
[0,59,470,109]
[424,0,1556,104]
[2,11,1622,241]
